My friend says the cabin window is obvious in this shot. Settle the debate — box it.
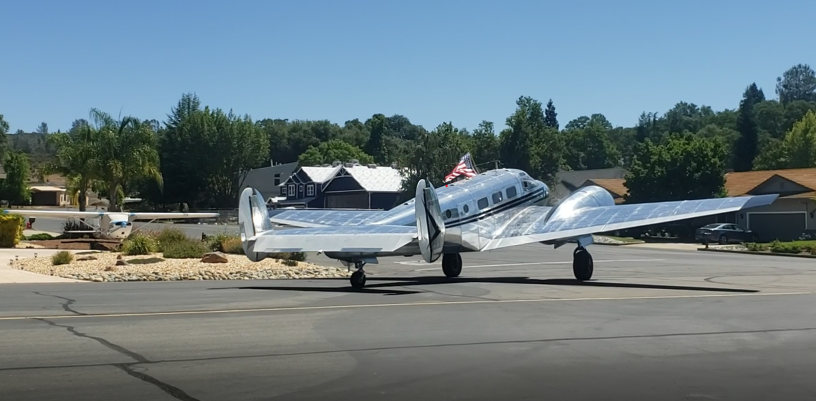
[522,181,530,191]
[445,208,459,219]
[463,204,469,214]
[477,197,489,209]
[288,184,295,196]
[306,184,315,196]
[492,192,503,204]
[506,186,517,199]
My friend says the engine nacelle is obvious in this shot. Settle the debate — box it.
[547,185,616,222]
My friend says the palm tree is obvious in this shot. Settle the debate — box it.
[45,123,99,211]
[89,109,162,212]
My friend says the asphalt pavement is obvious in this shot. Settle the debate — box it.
[2,244,816,400]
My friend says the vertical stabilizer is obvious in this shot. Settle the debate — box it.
[238,187,273,262]
[415,179,446,263]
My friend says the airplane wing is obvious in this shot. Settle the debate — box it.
[1,209,218,220]
[482,194,778,251]
[268,209,386,228]
[2,209,106,218]
[126,212,219,220]
[248,225,417,253]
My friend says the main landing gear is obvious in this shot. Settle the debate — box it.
[441,253,462,278]
[573,246,594,281]
[350,261,367,289]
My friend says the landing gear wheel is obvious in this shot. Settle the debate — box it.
[350,270,366,289]
[573,247,594,281]
[442,253,462,278]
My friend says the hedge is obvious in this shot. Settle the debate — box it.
[0,214,25,248]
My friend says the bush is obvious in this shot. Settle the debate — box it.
[267,252,307,261]
[745,242,767,252]
[154,227,189,251]
[769,240,802,254]
[122,233,157,255]
[26,233,55,241]
[162,238,210,259]
[51,251,74,265]
[0,214,25,248]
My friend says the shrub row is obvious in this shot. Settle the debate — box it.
[120,228,306,261]
[745,240,816,255]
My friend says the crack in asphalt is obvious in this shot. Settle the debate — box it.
[32,317,200,401]
[33,292,87,316]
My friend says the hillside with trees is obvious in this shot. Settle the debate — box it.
[1,63,815,211]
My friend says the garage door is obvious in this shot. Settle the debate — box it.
[748,213,806,242]
[325,193,369,209]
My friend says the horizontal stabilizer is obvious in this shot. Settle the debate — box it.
[249,225,417,253]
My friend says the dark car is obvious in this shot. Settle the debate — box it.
[695,223,758,244]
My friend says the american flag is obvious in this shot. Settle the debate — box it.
[444,153,477,183]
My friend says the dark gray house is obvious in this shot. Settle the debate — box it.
[277,162,405,209]
[239,161,298,203]
[552,167,628,204]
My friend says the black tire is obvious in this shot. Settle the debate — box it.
[719,235,728,245]
[350,270,366,289]
[573,249,594,281]
[442,253,462,278]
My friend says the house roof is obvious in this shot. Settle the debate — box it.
[583,179,628,198]
[29,185,66,192]
[725,167,816,196]
[342,165,405,192]
[557,167,627,188]
[300,166,341,183]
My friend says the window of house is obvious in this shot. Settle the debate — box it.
[274,178,280,186]
[477,197,489,209]
[288,185,295,196]
[492,191,503,204]
[506,186,517,199]
[280,187,286,196]
[307,184,315,196]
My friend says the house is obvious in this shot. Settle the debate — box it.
[321,163,405,209]
[553,167,627,204]
[239,161,298,204]
[576,167,816,241]
[29,185,70,206]
[277,161,405,209]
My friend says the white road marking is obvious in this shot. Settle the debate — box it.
[407,259,666,271]
[0,291,810,321]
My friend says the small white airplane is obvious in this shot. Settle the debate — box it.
[2,209,220,239]
[238,168,778,289]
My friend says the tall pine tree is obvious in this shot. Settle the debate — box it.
[544,99,559,130]
[732,83,765,171]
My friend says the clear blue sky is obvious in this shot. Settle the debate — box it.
[1,0,814,134]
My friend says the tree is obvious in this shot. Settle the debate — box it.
[776,64,816,104]
[364,114,390,164]
[46,123,99,211]
[470,121,499,169]
[624,134,728,204]
[298,140,373,166]
[36,122,48,135]
[781,110,816,168]
[399,122,471,203]
[732,83,765,171]
[89,108,162,212]
[563,120,620,170]
[1,151,30,207]
[544,99,558,130]
[0,114,9,161]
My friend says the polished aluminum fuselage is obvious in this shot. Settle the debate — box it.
[324,169,549,260]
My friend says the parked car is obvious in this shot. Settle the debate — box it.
[695,223,758,245]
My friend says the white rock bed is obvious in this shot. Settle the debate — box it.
[9,252,352,282]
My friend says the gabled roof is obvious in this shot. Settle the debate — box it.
[342,165,405,192]
[725,167,816,196]
[300,166,341,183]
[557,167,627,188]
[583,179,628,197]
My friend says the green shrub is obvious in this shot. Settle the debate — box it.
[268,252,307,261]
[162,238,209,259]
[282,259,298,266]
[26,233,55,241]
[154,227,189,251]
[122,233,157,255]
[221,237,244,254]
[51,251,74,265]
[769,240,802,254]
[745,242,767,252]
[0,214,25,248]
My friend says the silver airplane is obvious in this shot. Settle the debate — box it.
[238,168,777,289]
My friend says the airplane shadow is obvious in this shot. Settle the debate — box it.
[218,276,758,296]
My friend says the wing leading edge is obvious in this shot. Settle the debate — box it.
[483,194,778,251]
